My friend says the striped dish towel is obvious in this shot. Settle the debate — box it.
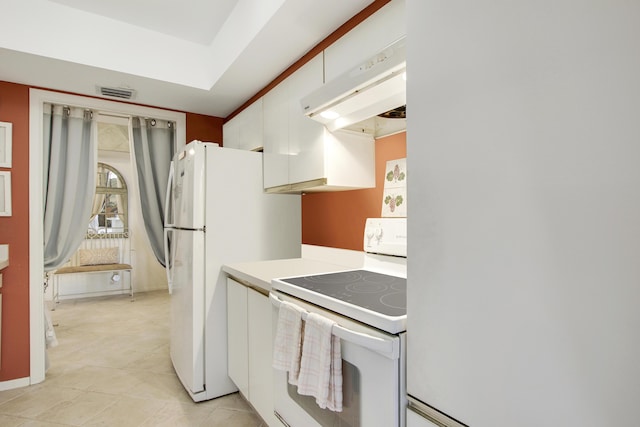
[272,300,305,385]
[297,312,343,412]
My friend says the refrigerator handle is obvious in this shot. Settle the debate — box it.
[164,228,173,294]
[164,161,175,228]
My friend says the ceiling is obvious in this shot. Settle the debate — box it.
[0,0,374,118]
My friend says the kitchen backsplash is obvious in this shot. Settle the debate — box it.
[301,131,406,251]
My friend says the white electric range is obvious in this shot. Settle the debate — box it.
[270,218,407,427]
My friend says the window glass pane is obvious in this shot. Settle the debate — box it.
[89,163,127,235]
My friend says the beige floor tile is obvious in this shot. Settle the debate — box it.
[1,291,262,426]
[0,414,28,427]
[82,396,165,427]
[35,391,118,426]
[124,371,193,403]
[123,351,174,375]
[201,407,263,427]
[138,400,217,427]
[42,365,112,391]
[15,419,74,427]
[0,385,82,418]
[85,367,144,395]
[0,388,29,406]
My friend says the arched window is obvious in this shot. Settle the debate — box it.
[88,163,128,234]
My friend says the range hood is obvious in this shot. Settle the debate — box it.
[301,37,406,133]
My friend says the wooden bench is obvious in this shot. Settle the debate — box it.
[51,232,133,304]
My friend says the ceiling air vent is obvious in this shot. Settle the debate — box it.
[97,86,136,100]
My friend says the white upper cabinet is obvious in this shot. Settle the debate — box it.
[324,0,406,83]
[264,54,324,190]
[258,2,407,192]
[263,68,293,189]
[266,125,375,193]
[287,54,326,186]
[264,53,376,193]
[223,99,263,151]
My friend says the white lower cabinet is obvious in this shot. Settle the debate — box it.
[227,278,249,397]
[227,278,279,426]
[407,408,440,427]
[247,287,277,426]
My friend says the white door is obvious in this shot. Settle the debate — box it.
[169,228,205,395]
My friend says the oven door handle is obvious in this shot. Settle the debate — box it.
[270,292,400,360]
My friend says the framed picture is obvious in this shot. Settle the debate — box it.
[0,171,11,216]
[0,121,12,168]
[381,158,407,217]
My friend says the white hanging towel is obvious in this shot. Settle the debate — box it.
[297,312,343,412]
[272,300,305,385]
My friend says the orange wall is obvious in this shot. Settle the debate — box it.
[302,132,406,251]
[186,113,224,145]
[0,80,223,381]
[0,81,31,380]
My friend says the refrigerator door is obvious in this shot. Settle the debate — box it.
[169,227,205,396]
[173,141,206,229]
[408,2,640,426]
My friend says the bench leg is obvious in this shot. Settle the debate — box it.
[52,274,59,309]
[128,270,135,302]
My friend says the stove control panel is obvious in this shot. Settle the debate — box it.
[363,218,407,257]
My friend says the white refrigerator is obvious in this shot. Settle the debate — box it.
[407,1,640,426]
[164,140,301,402]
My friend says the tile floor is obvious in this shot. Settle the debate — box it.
[0,291,265,426]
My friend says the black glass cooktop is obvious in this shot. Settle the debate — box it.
[281,270,407,317]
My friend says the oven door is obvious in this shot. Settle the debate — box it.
[270,291,406,427]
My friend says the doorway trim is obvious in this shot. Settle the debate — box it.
[29,89,186,384]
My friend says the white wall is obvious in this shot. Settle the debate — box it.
[407,1,640,426]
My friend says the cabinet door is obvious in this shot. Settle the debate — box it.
[324,0,406,82]
[224,100,264,151]
[223,115,240,149]
[226,278,249,397]
[288,54,326,185]
[248,289,279,427]
[263,79,290,188]
[238,99,264,151]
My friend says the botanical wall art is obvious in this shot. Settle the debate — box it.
[381,157,406,217]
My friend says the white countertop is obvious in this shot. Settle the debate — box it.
[222,244,407,294]
[222,258,353,294]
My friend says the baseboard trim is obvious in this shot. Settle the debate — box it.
[0,377,30,391]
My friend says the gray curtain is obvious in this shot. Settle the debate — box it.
[43,103,98,271]
[131,117,175,267]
